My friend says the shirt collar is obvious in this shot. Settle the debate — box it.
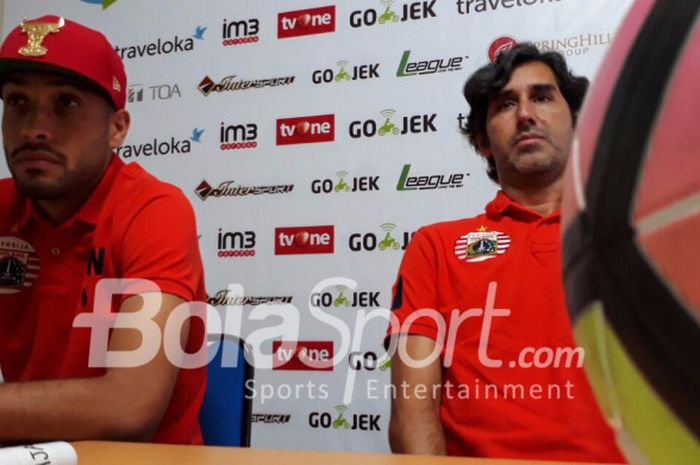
[15,154,124,230]
[485,190,561,221]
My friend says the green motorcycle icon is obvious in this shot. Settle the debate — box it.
[335,67,351,82]
[333,413,351,429]
[334,178,351,192]
[379,358,392,371]
[334,291,349,307]
[378,232,401,250]
[378,117,400,136]
[379,6,400,23]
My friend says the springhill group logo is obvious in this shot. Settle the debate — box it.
[278,6,336,38]
[488,36,517,62]
[277,114,335,145]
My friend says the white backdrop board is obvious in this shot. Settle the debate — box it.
[1,0,634,452]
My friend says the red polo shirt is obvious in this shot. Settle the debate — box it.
[388,191,624,462]
[0,155,206,444]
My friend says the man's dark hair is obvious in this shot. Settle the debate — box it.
[462,42,589,182]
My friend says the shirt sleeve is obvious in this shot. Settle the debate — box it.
[386,227,442,343]
[117,186,205,303]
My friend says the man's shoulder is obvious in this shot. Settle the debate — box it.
[109,162,193,216]
[417,213,488,239]
[0,178,20,216]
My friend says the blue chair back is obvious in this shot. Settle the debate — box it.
[199,335,253,446]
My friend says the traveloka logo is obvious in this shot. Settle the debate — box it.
[116,131,194,159]
[396,50,467,77]
[311,60,380,84]
[115,28,201,60]
[81,0,118,9]
[349,0,437,28]
[349,109,437,139]
[308,405,381,431]
[348,223,415,252]
[310,171,380,194]
[456,0,566,15]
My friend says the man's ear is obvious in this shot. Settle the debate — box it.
[476,133,492,158]
[109,109,131,149]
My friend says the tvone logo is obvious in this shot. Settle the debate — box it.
[310,285,381,308]
[277,114,335,145]
[275,226,334,255]
[349,109,436,139]
[308,405,381,431]
[278,6,335,38]
[272,341,334,370]
[222,17,260,46]
[220,122,258,150]
[311,171,380,194]
[348,223,414,252]
[350,0,436,28]
[217,229,256,258]
[311,60,380,84]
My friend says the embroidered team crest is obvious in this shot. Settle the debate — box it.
[454,227,511,263]
[0,236,40,294]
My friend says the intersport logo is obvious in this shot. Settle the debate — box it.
[272,341,334,371]
[278,6,336,38]
[277,114,335,145]
[275,226,334,255]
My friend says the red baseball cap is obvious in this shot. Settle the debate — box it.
[0,15,126,109]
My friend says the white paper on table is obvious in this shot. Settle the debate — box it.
[0,442,77,465]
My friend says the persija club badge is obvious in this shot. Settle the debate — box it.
[454,227,511,263]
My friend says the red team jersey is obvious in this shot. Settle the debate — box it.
[388,191,625,462]
[0,155,206,444]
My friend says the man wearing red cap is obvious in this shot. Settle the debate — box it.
[0,16,206,444]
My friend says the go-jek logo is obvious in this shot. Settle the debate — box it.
[311,171,380,194]
[81,0,118,9]
[348,223,415,252]
[277,114,335,145]
[308,405,381,431]
[349,0,437,28]
[311,60,380,84]
[310,284,382,309]
[349,109,437,139]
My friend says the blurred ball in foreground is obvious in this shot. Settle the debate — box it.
[561,0,700,464]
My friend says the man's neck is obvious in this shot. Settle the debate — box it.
[500,176,563,217]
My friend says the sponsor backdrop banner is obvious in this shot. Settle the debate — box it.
[1,0,634,453]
